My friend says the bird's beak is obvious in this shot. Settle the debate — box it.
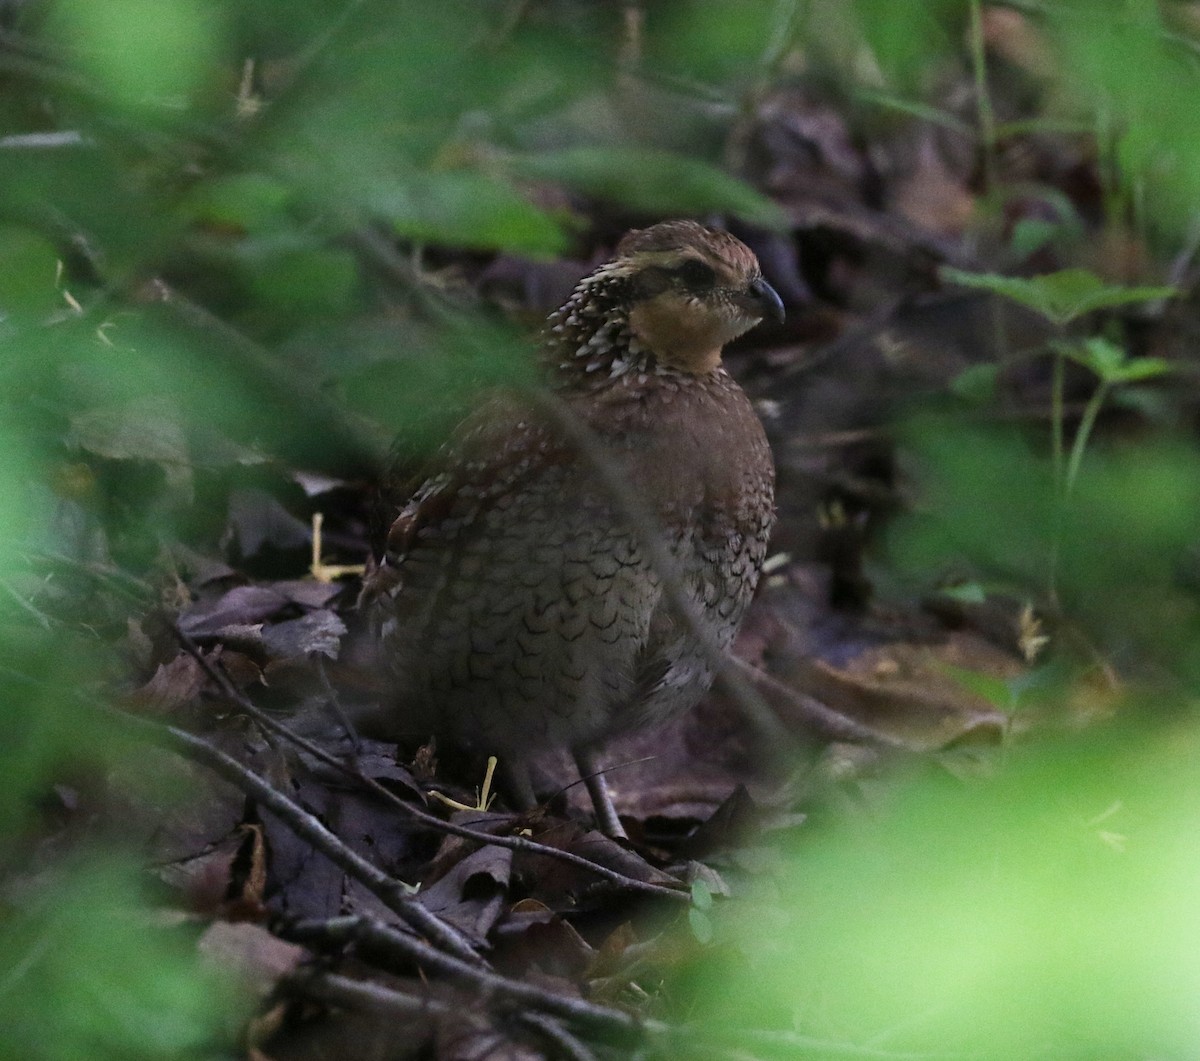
[744,276,786,324]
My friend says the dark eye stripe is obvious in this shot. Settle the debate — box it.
[676,259,716,287]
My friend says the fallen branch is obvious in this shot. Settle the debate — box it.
[109,707,484,966]
[280,914,650,1044]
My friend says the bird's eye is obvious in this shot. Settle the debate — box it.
[676,259,716,288]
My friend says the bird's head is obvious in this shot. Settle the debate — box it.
[550,221,786,378]
[615,221,785,373]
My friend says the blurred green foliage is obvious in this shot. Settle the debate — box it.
[0,0,1199,1056]
[48,0,225,109]
[941,267,1175,327]
[696,726,1200,1059]
[853,0,962,93]
[0,856,235,1061]
[935,268,1182,623]
[893,422,1200,683]
[1049,0,1200,229]
[0,610,243,1059]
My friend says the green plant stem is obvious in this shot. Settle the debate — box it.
[1050,346,1066,492]
[968,0,997,195]
[1049,353,1111,602]
[725,0,805,173]
[1065,380,1110,495]
[1047,345,1066,604]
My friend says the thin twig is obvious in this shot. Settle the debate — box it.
[727,656,910,750]
[289,962,942,1061]
[520,1011,599,1061]
[0,131,91,150]
[281,914,651,1044]
[173,628,689,903]
[286,968,450,1024]
[108,707,484,966]
[968,0,998,195]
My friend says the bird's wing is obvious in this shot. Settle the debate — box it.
[362,393,575,597]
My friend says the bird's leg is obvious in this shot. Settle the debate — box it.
[574,747,628,839]
[498,757,539,813]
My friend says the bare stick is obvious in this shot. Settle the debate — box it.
[284,918,943,1060]
[726,655,910,749]
[520,1012,599,1061]
[280,914,650,1043]
[287,968,450,1026]
[109,707,483,966]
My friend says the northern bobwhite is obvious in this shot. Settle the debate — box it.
[364,221,782,835]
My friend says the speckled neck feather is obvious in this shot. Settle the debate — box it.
[544,264,684,387]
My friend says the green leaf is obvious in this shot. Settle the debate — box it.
[68,396,193,502]
[691,878,714,911]
[688,907,714,945]
[1071,336,1127,380]
[1008,218,1059,259]
[937,662,1016,710]
[702,729,1200,1058]
[936,581,988,605]
[0,226,62,319]
[853,0,959,94]
[183,173,293,234]
[515,148,786,229]
[1110,357,1172,383]
[1066,339,1172,385]
[940,267,1175,326]
[52,0,223,109]
[0,856,236,1058]
[372,171,567,256]
[949,364,999,404]
[247,246,360,318]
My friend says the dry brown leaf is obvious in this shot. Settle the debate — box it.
[781,634,1014,749]
[129,651,211,714]
[198,921,307,1000]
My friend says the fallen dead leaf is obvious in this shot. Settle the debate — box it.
[129,650,212,714]
[198,920,308,1000]
[178,585,290,638]
[261,610,347,661]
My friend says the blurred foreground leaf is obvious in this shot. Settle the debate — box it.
[891,420,1200,681]
[51,0,227,109]
[697,724,1200,1059]
[0,856,235,1061]
[0,226,63,320]
[516,148,786,228]
[1067,337,1170,385]
[371,172,568,255]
